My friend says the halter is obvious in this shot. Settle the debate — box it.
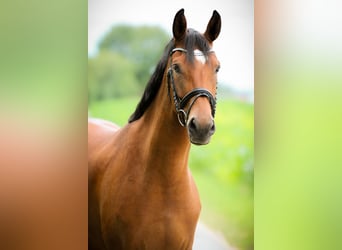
[167,48,217,127]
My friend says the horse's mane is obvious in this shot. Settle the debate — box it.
[128,29,210,123]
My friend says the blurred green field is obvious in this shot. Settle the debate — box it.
[88,97,254,250]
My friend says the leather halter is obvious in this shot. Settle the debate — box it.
[167,48,217,127]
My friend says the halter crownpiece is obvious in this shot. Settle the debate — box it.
[167,48,217,127]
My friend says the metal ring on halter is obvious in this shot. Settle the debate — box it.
[177,109,187,127]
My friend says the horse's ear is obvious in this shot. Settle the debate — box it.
[204,10,221,43]
[172,9,187,41]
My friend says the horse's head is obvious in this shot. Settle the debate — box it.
[168,9,221,145]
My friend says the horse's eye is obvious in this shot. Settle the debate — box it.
[215,65,221,73]
[173,64,181,74]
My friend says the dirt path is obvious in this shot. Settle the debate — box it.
[193,222,237,250]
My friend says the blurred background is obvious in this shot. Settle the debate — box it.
[88,1,254,249]
[2,0,342,249]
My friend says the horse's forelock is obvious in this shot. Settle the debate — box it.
[184,29,211,63]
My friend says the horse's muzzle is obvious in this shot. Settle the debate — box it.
[187,117,215,145]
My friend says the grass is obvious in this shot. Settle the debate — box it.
[88,97,254,250]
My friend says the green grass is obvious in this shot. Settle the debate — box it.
[88,97,254,250]
[88,97,139,126]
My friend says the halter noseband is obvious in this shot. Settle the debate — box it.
[167,48,217,127]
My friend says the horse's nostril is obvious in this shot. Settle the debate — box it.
[211,122,215,131]
[189,118,197,133]
[209,121,216,135]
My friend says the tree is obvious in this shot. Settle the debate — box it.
[98,25,170,87]
[88,51,139,103]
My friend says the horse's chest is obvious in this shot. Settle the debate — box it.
[102,181,200,249]
[113,208,198,250]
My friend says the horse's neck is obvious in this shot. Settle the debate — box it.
[138,79,191,181]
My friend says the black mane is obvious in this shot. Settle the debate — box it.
[128,29,210,123]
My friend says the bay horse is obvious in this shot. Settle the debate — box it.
[88,9,221,250]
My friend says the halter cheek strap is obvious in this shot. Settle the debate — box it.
[167,48,217,127]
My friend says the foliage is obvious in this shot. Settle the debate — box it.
[88,25,170,104]
[88,97,254,250]
[88,51,140,102]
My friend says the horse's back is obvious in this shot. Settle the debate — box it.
[88,118,120,155]
[88,117,122,183]
[88,118,121,249]
[88,118,120,139]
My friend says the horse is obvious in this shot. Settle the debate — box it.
[88,9,221,250]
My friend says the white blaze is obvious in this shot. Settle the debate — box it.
[193,49,206,64]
